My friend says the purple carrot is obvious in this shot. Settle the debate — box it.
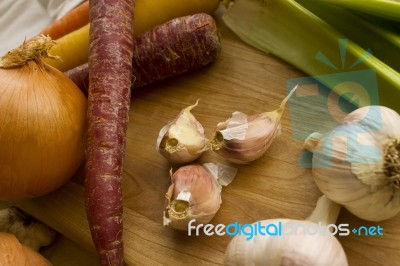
[84,0,134,265]
[65,13,221,96]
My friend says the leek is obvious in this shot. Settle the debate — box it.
[222,0,400,112]
[297,0,400,72]
[322,0,400,23]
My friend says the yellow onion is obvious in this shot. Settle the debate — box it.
[0,35,86,200]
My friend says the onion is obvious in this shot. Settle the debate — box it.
[0,35,86,200]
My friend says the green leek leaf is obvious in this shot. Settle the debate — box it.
[297,0,400,72]
[321,0,400,23]
[223,0,400,112]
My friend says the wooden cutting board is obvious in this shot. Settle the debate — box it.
[4,5,400,266]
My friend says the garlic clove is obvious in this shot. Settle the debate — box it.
[211,85,297,164]
[211,112,280,164]
[224,219,348,266]
[304,132,323,151]
[157,100,209,164]
[163,163,237,231]
[225,196,348,266]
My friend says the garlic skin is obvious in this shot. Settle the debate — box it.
[307,106,400,221]
[224,219,348,266]
[211,85,297,164]
[157,100,209,164]
[163,163,237,231]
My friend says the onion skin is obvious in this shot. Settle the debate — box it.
[0,60,86,200]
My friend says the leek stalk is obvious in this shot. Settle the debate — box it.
[223,0,400,112]
[322,0,400,23]
[297,0,400,72]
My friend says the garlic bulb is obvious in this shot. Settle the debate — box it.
[157,100,209,164]
[211,85,297,164]
[306,105,400,221]
[224,196,348,266]
[163,163,237,231]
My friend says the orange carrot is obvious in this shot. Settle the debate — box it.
[40,1,89,40]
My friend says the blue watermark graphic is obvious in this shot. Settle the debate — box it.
[286,39,382,168]
[188,219,384,241]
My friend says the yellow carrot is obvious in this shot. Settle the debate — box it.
[133,0,220,36]
[45,24,90,71]
[46,0,220,71]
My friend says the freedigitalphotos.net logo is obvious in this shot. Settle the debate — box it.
[187,220,384,241]
[285,39,382,168]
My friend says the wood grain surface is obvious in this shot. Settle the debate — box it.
[2,4,399,266]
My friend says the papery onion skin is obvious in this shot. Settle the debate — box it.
[0,60,86,200]
[310,106,400,221]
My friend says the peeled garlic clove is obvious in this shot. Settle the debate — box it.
[157,100,209,164]
[163,163,237,231]
[211,85,297,164]
[308,106,400,221]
